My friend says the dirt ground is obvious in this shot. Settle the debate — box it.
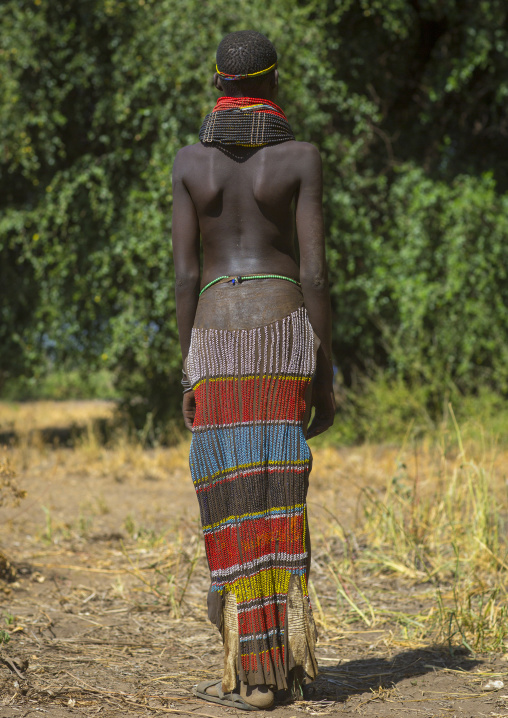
[1,402,507,717]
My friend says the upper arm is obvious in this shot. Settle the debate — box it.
[294,144,326,281]
[171,148,200,283]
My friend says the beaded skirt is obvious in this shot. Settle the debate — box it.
[186,279,318,691]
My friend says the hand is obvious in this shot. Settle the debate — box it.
[182,390,196,431]
[306,381,335,439]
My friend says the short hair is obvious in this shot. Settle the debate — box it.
[216,31,277,79]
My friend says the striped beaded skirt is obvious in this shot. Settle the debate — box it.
[186,278,318,692]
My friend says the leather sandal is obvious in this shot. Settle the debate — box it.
[193,679,264,711]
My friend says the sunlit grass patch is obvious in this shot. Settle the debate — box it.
[0,399,116,437]
[316,406,508,652]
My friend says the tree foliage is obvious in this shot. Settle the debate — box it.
[1,0,508,423]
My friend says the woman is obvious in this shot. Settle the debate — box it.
[172,30,335,711]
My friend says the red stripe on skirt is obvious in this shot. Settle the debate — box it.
[193,376,310,427]
[205,515,305,573]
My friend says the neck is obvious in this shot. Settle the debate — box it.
[200,96,294,147]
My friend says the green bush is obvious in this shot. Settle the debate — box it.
[1,369,118,401]
[2,0,508,427]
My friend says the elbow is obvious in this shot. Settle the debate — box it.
[300,270,328,293]
[175,270,200,297]
[175,269,200,287]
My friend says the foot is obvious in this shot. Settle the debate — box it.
[204,681,274,709]
[240,682,275,709]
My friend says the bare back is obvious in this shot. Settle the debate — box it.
[173,139,321,286]
[172,127,330,410]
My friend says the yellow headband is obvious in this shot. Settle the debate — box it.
[215,61,277,81]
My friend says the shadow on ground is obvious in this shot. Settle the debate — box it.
[310,647,480,702]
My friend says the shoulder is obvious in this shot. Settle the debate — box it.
[172,143,204,179]
[274,141,322,173]
[278,140,321,160]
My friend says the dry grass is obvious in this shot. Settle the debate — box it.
[1,400,508,716]
[0,399,115,436]
[0,456,26,509]
[1,400,507,651]
[307,410,508,654]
